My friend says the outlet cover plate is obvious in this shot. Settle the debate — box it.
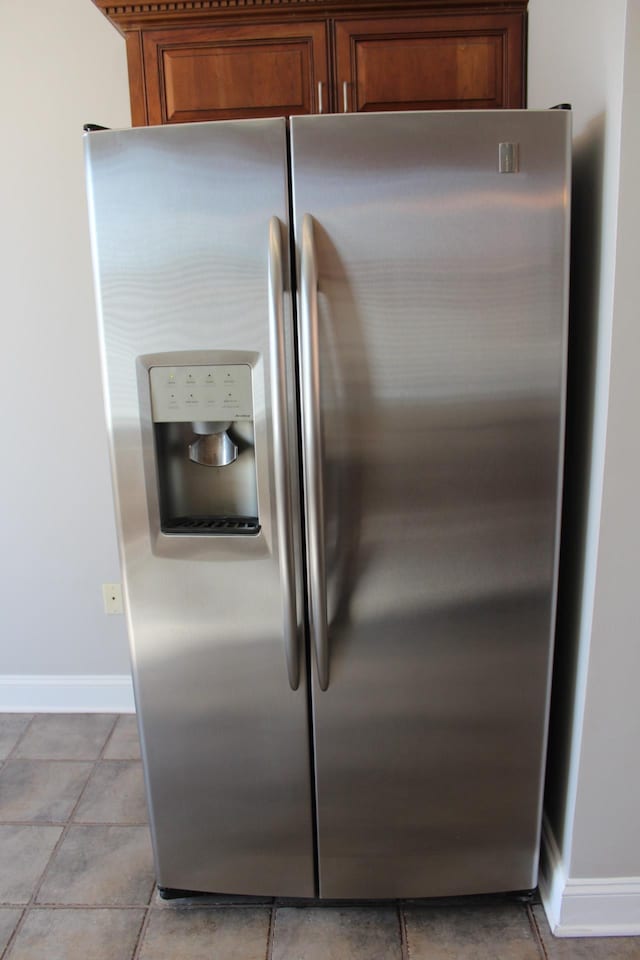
[102,583,124,615]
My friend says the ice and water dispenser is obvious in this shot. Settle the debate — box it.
[148,361,259,535]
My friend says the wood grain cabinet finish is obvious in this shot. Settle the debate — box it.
[336,13,524,113]
[143,22,329,124]
[92,1,527,126]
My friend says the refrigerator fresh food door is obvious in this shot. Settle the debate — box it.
[85,119,315,897]
[291,110,570,898]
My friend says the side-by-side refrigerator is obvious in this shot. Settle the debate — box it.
[85,109,570,900]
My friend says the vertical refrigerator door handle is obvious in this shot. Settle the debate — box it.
[268,216,300,691]
[300,214,330,691]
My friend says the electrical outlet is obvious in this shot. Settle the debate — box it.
[102,582,124,615]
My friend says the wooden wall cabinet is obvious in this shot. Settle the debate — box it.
[141,22,330,124]
[92,1,527,126]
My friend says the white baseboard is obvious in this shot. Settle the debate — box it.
[0,675,135,713]
[540,815,640,937]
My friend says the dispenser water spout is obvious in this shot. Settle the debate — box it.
[188,421,238,467]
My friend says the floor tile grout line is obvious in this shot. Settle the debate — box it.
[130,901,153,960]
[527,902,550,960]
[4,715,36,763]
[265,904,276,960]
[70,818,148,828]
[157,903,275,911]
[1,899,278,911]
[0,758,130,765]
[70,713,122,821]
[102,717,122,760]
[0,907,24,960]
[0,820,148,828]
[128,833,156,946]
[398,903,410,960]
[144,875,157,911]
[2,904,150,912]
[69,744,144,827]
[97,717,126,762]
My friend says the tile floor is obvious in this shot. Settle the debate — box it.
[0,714,638,959]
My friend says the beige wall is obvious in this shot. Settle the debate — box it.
[0,1,131,687]
[530,0,640,934]
[569,0,640,879]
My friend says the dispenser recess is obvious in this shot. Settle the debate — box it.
[149,363,259,535]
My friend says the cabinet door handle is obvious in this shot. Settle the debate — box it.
[317,81,325,114]
[342,80,350,113]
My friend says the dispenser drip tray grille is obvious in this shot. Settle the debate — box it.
[164,516,260,535]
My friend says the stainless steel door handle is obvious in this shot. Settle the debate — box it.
[317,81,325,115]
[268,216,300,691]
[300,214,329,691]
[342,81,350,113]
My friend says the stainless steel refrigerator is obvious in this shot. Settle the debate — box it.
[85,109,570,900]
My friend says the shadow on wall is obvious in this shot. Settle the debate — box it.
[544,112,605,854]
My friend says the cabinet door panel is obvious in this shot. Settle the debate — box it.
[335,14,524,112]
[143,22,328,124]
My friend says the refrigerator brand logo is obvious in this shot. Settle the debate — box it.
[498,142,519,173]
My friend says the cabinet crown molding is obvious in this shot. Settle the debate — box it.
[95,0,527,25]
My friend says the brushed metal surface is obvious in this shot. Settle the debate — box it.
[300,213,330,691]
[85,120,315,896]
[290,110,570,898]
[268,216,300,690]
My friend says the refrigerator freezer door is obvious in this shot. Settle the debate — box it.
[291,110,570,898]
[86,120,315,896]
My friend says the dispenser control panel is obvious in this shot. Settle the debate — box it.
[149,364,253,422]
